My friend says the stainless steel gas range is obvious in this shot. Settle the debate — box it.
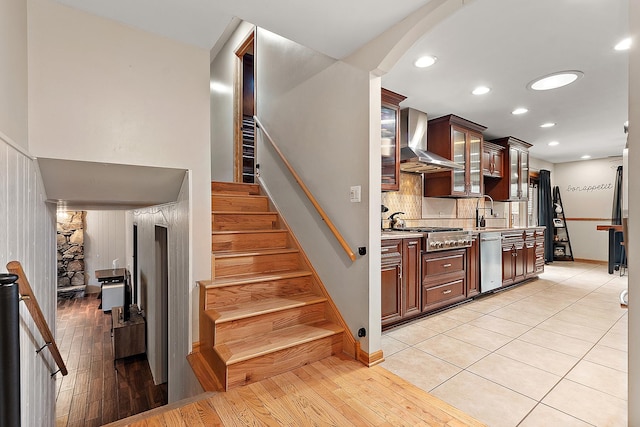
[389,227,473,252]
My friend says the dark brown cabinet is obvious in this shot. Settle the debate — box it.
[500,229,545,287]
[381,237,422,328]
[381,239,403,326]
[424,115,486,198]
[482,141,504,178]
[466,235,480,298]
[485,137,532,201]
[402,238,422,318]
[381,89,407,192]
[501,232,526,287]
[422,249,467,311]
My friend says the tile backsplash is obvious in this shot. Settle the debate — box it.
[381,172,510,228]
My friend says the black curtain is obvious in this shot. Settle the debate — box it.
[612,165,624,264]
[538,169,554,263]
[612,165,623,225]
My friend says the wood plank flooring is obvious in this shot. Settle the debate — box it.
[55,294,167,427]
[105,354,486,426]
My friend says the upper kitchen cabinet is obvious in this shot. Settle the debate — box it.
[482,141,504,178]
[381,88,407,191]
[424,115,486,197]
[484,136,532,201]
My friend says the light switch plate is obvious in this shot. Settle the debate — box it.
[350,186,361,203]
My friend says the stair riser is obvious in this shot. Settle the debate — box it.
[225,334,343,390]
[212,232,289,252]
[214,253,300,278]
[212,214,279,231]
[212,195,269,213]
[215,303,327,345]
[204,277,315,311]
[211,182,260,195]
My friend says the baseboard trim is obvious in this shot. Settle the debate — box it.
[355,342,385,367]
[572,258,607,265]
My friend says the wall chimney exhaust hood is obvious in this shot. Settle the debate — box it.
[399,108,463,173]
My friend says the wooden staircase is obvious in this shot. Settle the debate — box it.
[188,181,355,391]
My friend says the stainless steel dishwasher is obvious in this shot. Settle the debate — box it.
[480,232,503,293]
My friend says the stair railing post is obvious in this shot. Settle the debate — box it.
[0,273,20,427]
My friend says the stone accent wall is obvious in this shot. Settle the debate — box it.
[57,211,86,289]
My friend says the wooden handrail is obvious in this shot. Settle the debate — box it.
[254,116,357,262]
[6,261,68,376]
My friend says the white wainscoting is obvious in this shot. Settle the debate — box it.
[132,172,197,402]
[0,137,57,425]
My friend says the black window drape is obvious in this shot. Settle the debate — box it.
[612,165,623,225]
[538,169,554,263]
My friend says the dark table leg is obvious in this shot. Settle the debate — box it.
[608,228,615,274]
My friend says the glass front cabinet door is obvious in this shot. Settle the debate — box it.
[381,88,407,192]
[424,115,487,197]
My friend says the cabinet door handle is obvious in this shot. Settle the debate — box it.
[442,263,452,268]
[442,289,452,295]
[381,248,390,252]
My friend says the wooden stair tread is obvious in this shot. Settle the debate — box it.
[215,320,343,365]
[201,270,313,288]
[206,293,326,323]
[212,229,287,235]
[213,248,299,259]
[212,211,276,216]
[186,350,223,392]
[212,193,268,199]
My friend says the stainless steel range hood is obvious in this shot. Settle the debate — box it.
[399,108,463,173]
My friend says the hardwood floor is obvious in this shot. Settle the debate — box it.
[105,354,486,426]
[55,294,167,427]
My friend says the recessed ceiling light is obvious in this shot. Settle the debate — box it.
[548,141,560,146]
[615,37,632,51]
[414,55,437,68]
[512,107,528,115]
[540,122,556,128]
[581,155,592,160]
[528,71,583,91]
[472,86,491,95]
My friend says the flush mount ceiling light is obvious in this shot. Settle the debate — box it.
[414,55,437,68]
[528,71,583,91]
[472,86,491,95]
[512,107,528,115]
[540,122,556,128]
[615,37,632,51]
[548,141,560,146]
[581,154,592,159]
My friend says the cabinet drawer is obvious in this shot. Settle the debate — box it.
[381,240,402,255]
[424,279,465,306]
[423,251,465,277]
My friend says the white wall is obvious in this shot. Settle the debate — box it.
[27,0,210,401]
[132,174,199,401]
[0,0,28,151]
[210,21,255,182]
[254,29,374,350]
[84,210,127,292]
[0,0,58,424]
[553,157,623,261]
[627,1,639,423]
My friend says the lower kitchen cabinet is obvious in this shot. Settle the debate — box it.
[466,235,480,298]
[381,239,403,326]
[501,229,545,287]
[381,238,422,328]
[502,232,526,287]
[422,249,467,312]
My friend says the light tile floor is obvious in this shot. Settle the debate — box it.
[381,262,628,427]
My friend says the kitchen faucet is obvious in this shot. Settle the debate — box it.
[475,195,494,228]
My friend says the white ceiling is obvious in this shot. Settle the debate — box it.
[38,158,187,210]
[48,0,629,209]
